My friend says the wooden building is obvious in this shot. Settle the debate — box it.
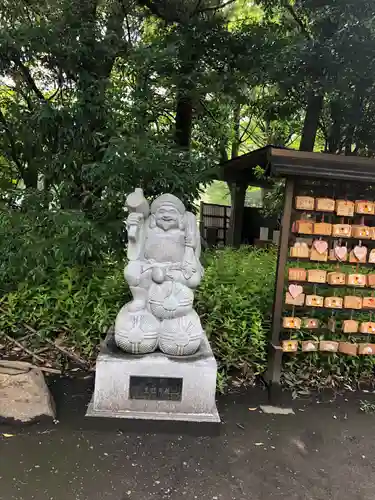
[261,148,375,398]
[221,145,281,246]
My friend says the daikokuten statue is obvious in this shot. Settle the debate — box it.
[114,188,204,356]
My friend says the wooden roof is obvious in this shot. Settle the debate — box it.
[221,145,287,186]
[221,145,375,184]
[268,148,375,182]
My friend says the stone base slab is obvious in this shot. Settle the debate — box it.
[86,331,220,424]
[86,401,220,423]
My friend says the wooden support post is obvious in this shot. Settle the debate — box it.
[228,182,247,247]
[224,206,230,246]
[266,177,295,389]
[199,201,204,238]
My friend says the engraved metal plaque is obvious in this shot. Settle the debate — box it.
[129,376,183,401]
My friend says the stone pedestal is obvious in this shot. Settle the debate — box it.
[86,331,220,423]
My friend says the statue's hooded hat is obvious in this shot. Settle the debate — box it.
[151,194,185,215]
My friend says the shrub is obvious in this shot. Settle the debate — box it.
[196,247,277,388]
[0,244,276,386]
[0,259,128,357]
[282,347,375,397]
[0,205,111,293]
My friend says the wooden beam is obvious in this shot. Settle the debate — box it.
[266,177,294,385]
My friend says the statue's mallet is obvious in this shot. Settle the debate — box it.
[126,188,150,241]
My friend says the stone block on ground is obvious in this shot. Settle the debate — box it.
[260,405,295,415]
[0,361,56,423]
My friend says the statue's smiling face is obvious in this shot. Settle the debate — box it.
[155,204,180,231]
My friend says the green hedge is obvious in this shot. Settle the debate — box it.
[196,247,276,390]
[0,244,276,389]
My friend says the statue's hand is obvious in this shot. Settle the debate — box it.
[165,263,195,282]
[127,212,143,227]
[185,233,195,247]
[127,212,144,240]
[182,264,195,280]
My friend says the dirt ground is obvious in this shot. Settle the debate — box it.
[1,375,375,500]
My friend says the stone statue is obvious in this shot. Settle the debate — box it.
[114,188,204,356]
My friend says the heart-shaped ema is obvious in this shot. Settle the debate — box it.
[353,245,367,261]
[313,240,328,254]
[288,284,303,299]
[334,245,347,261]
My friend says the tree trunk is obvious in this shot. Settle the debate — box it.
[344,126,355,156]
[174,27,198,150]
[219,138,228,163]
[227,182,247,247]
[327,100,342,154]
[175,89,193,149]
[345,87,364,156]
[231,104,241,159]
[299,92,324,152]
[23,168,38,189]
[227,104,243,243]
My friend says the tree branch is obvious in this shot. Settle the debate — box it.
[47,87,61,101]
[101,0,128,78]
[125,13,133,46]
[137,0,181,23]
[197,0,236,14]
[199,98,225,126]
[12,56,46,102]
[284,129,297,146]
[239,115,254,142]
[193,0,204,15]
[283,2,312,41]
[137,0,233,23]
[318,119,328,140]
[1,84,33,111]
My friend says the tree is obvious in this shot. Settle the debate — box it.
[0,0,220,222]
[256,0,375,154]
[2,0,375,239]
